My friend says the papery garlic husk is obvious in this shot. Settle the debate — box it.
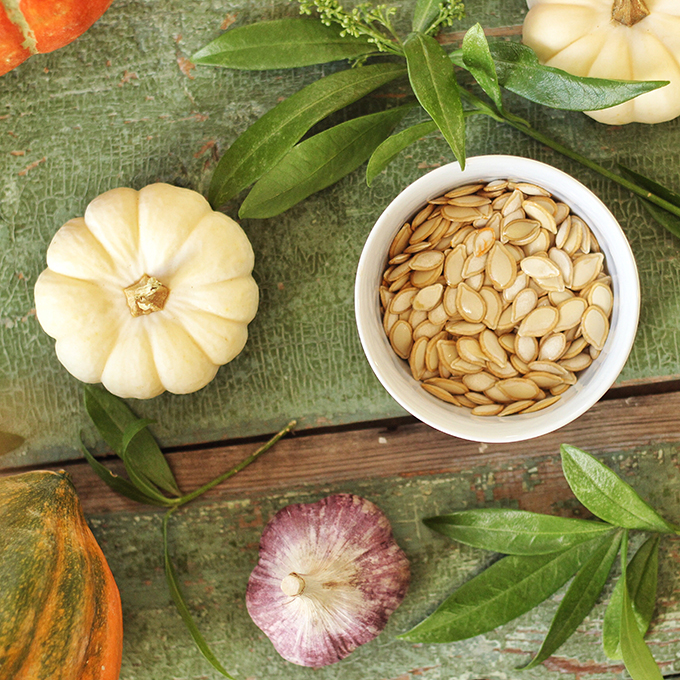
[246,494,410,667]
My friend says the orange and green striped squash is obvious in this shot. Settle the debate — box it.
[0,470,123,680]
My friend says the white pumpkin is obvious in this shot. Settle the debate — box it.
[522,0,680,124]
[34,183,259,399]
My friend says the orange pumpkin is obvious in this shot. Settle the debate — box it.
[0,0,113,75]
[0,470,123,680]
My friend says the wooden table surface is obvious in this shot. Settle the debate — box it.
[2,0,680,679]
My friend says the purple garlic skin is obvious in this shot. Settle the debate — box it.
[246,493,410,667]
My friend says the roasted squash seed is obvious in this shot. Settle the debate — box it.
[380,179,612,417]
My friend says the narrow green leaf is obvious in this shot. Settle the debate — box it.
[638,197,680,240]
[0,430,24,456]
[121,419,157,456]
[424,509,613,555]
[620,534,664,680]
[240,104,412,219]
[366,120,437,186]
[560,444,676,533]
[522,530,622,669]
[448,47,465,69]
[628,537,661,637]
[411,0,441,33]
[404,31,466,168]
[163,513,236,678]
[120,448,176,506]
[603,536,660,660]
[619,164,680,209]
[400,534,604,643]
[486,41,668,112]
[79,439,170,507]
[461,24,502,111]
[618,165,680,239]
[192,18,374,70]
[83,385,180,496]
[208,62,406,207]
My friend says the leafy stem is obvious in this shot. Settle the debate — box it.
[82,386,297,676]
[171,420,297,509]
[406,445,667,677]
[500,115,680,220]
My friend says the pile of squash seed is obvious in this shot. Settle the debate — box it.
[380,179,613,416]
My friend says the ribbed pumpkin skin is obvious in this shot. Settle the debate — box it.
[0,471,123,680]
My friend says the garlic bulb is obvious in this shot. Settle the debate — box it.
[246,494,410,667]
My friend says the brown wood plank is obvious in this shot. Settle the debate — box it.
[21,389,680,515]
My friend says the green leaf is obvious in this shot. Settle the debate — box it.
[638,197,680,240]
[560,444,676,533]
[620,534,664,680]
[461,24,502,111]
[208,62,406,207]
[487,41,668,112]
[0,430,24,456]
[404,31,466,168]
[83,385,180,497]
[448,47,465,69]
[424,509,613,555]
[619,164,680,209]
[117,419,176,506]
[411,0,442,33]
[366,120,437,186]
[603,536,660,660]
[192,18,374,70]
[522,530,622,669]
[240,104,412,219]
[618,165,680,239]
[163,513,236,678]
[400,534,604,643]
[120,447,176,506]
[79,438,171,507]
[121,419,157,456]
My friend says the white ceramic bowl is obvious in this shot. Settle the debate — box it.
[355,155,640,443]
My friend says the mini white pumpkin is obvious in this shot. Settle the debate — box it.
[34,183,259,399]
[522,0,680,124]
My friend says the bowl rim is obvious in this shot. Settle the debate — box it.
[354,155,641,443]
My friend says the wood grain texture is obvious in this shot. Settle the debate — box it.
[0,0,679,477]
[66,388,680,680]
[32,389,680,515]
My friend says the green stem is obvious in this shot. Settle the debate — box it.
[159,420,295,676]
[502,115,680,219]
[621,528,629,575]
[172,419,297,509]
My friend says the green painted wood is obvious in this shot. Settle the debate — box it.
[88,443,680,679]
[0,0,679,468]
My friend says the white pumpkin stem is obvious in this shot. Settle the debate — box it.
[124,274,170,317]
[612,0,650,26]
[280,572,306,597]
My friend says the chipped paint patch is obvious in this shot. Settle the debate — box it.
[17,156,45,176]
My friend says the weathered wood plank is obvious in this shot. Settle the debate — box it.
[33,389,680,515]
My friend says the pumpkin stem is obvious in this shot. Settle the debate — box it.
[281,573,306,597]
[124,274,170,317]
[612,0,650,26]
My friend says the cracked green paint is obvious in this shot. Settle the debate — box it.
[88,446,680,679]
[0,0,679,467]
